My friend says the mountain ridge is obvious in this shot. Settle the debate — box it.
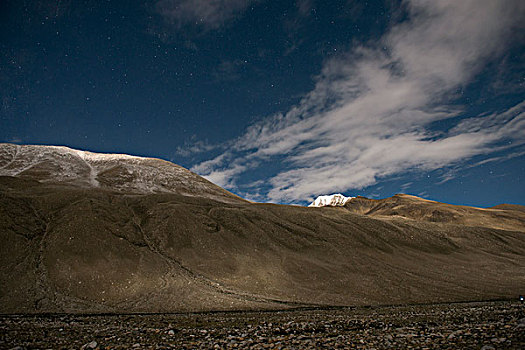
[0,143,244,204]
[343,193,525,232]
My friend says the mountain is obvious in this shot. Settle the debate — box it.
[0,143,242,203]
[1,144,524,313]
[308,194,354,207]
[344,194,525,232]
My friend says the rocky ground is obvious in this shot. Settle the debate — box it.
[1,301,524,349]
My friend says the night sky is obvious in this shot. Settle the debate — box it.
[1,0,524,207]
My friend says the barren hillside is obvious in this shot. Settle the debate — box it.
[0,144,523,313]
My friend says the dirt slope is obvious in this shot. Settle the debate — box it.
[0,144,524,313]
[344,194,525,232]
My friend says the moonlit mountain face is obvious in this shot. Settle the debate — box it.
[308,194,354,207]
[0,143,242,203]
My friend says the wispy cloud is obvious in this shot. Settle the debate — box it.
[295,0,314,17]
[212,59,248,82]
[193,0,525,203]
[175,138,218,157]
[282,0,315,55]
[191,153,248,188]
[155,0,259,30]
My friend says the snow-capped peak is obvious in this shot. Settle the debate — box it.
[308,194,354,207]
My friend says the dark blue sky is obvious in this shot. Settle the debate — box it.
[1,0,524,207]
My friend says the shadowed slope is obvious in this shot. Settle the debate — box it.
[1,177,524,313]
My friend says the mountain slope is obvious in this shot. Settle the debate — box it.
[343,194,525,232]
[0,143,243,203]
[0,144,524,313]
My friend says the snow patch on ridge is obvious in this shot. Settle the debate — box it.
[0,143,241,203]
[308,194,354,207]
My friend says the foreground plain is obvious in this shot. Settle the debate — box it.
[1,301,524,349]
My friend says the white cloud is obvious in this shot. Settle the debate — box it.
[203,163,246,188]
[156,0,258,30]
[191,153,228,174]
[194,154,247,188]
[192,0,525,203]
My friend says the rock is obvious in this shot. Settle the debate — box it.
[480,346,495,350]
[447,330,461,339]
[0,301,522,349]
[81,341,98,350]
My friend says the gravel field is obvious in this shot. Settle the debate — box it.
[1,301,524,349]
